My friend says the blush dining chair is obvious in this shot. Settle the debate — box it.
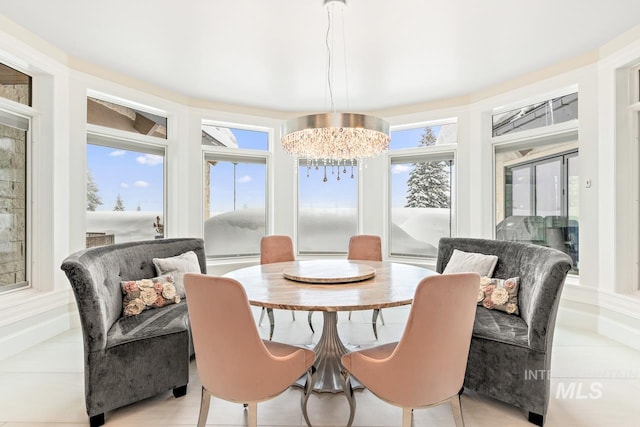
[184,273,316,427]
[259,235,302,340]
[347,235,384,339]
[341,272,480,427]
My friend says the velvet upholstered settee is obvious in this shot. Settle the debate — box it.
[436,238,573,426]
[61,238,207,427]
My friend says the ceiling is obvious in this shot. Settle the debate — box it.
[2,0,640,113]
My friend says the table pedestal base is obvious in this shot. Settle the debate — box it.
[295,311,362,393]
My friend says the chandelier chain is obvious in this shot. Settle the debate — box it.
[325,6,335,113]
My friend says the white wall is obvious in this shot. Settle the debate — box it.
[1,16,640,358]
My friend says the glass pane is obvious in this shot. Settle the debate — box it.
[566,155,580,272]
[201,124,268,151]
[205,159,266,257]
[535,159,562,217]
[495,144,579,274]
[492,92,578,137]
[298,162,357,254]
[0,122,27,290]
[86,143,165,246]
[390,158,454,257]
[0,63,31,106]
[389,123,457,150]
[509,167,532,216]
[87,97,167,139]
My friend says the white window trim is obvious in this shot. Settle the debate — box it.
[387,146,457,261]
[200,121,272,262]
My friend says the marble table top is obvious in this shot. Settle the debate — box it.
[223,260,437,312]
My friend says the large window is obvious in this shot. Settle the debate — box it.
[0,62,32,293]
[298,161,358,254]
[202,124,268,258]
[492,92,578,137]
[496,144,579,273]
[0,111,30,293]
[86,139,166,246]
[389,123,456,258]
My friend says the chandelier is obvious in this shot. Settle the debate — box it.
[281,0,390,181]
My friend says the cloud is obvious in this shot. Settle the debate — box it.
[237,175,252,184]
[134,180,150,188]
[392,164,411,174]
[120,182,129,189]
[136,154,164,166]
[109,150,126,157]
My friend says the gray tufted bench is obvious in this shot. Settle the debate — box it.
[436,237,572,426]
[61,238,206,427]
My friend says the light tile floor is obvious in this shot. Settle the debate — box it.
[1,306,639,426]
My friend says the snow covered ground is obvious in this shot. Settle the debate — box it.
[87,208,452,258]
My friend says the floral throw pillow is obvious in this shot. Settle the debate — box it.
[477,276,520,315]
[121,274,181,317]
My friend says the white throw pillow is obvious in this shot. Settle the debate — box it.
[152,251,201,298]
[442,249,498,277]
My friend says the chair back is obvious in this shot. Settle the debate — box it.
[184,274,293,402]
[347,235,382,261]
[357,273,479,408]
[260,235,295,264]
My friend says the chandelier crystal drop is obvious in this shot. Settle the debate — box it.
[280,0,390,181]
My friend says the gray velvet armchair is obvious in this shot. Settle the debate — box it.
[436,237,572,426]
[61,238,206,427]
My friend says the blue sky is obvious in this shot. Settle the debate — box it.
[87,144,164,212]
[87,125,440,214]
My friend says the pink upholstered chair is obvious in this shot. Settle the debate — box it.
[184,274,316,427]
[259,235,300,340]
[347,235,384,339]
[341,273,480,427]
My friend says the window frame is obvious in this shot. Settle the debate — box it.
[387,145,457,260]
[0,104,32,295]
[200,121,272,260]
[85,130,168,243]
[491,92,580,275]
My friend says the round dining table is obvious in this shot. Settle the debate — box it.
[223,259,437,395]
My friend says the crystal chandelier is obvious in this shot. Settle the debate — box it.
[281,0,390,181]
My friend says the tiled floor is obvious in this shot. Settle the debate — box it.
[1,306,639,426]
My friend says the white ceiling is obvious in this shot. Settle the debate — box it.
[2,0,640,113]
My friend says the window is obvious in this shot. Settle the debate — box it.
[298,161,358,254]
[492,92,578,137]
[202,124,268,258]
[0,63,31,106]
[87,96,167,139]
[86,138,165,247]
[389,123,456,258]
[0,110,30,293]
[496,145,579,273]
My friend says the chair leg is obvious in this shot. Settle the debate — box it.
[348,310,352,320]
[402,407,412,427]
[197,387,211,427]
[371,309,380,339]
[378,308,385,325]
[258,306,266,326]
[247,402,258,427]
[291,310,296,321]
[341,371,356,427]
[528,411,544,426]
[89,414,105,427]
[172,384,187,397]
[267,308,275,341]
[451,394,465,427]
[307,311,315,334]
[301,366,317,427]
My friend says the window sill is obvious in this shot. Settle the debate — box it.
[0,288,74,328]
